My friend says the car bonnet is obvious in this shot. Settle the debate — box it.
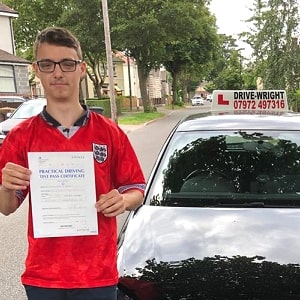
[118,205,300,298]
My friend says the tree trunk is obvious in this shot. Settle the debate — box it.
[182,85,188,103]
[86,63,105,99]
[137,64,152,112]
[171,72,178,105]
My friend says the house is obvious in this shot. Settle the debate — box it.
[102,53,170,108]
[80,51,142,109]
[195,84,208,99]
[0,3,31,97]
[33,50,141,107]
[80,50,171,108]
[147,68,170,106]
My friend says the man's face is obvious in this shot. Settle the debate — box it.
[33,43,86,101]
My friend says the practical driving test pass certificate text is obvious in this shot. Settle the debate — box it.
[28,152,98,238]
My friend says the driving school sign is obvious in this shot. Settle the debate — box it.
[212,90,288,113]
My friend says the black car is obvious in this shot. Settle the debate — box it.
[117,90,300,299]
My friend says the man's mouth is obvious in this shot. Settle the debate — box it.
[51,82,68,87]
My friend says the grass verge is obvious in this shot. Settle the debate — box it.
[118,104,186,124]
[118,111,165,125]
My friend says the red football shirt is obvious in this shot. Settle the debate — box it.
[0,112,145,288]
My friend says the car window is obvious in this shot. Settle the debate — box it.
[147,130,300,207]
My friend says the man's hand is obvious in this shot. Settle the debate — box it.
[95,189,125,217]
[0,162,31,215]
[95,189,144,217]
[1,162,31,191]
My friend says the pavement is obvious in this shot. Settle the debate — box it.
[119,123,145,133]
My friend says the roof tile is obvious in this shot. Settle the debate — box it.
[0,49,30,64]
[0,3,18,14]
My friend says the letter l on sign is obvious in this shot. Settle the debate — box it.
[218,94,229,105]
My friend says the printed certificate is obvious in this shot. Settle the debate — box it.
[28,152,98,238]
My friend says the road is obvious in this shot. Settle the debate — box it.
[0,103,210,300]
[126,104,209,179]
[117,103,211,233]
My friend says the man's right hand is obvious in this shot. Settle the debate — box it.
[0,162,31,215]
[1,162,31,191]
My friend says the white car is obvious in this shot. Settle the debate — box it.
[191,95,204,106]
[206,94,213,102]
[0,98,46,135]
[0,98,104,145]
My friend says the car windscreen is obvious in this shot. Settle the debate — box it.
[10,102,44,119]
[147,130,300,207]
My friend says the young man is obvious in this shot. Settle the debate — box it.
[0,27,145,300]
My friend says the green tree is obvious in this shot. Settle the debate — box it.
[207,34,245,90]
[3,0,107,98]
[242,0,300,105]
[216,49,244,89]
[161,4,218,105]
[2,0,71,65]
[179,65,207,103]
[110,0,217,111]
[58,0,107,98]
[3,0,68,53]
[242,62,260,90]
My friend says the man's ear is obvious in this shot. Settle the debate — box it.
[32,62,40,79]
[80,61,87,76]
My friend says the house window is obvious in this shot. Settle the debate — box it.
[0,65,16,92]
[99,64,117,77]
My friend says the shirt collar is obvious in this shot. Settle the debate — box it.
[40,104,89,127]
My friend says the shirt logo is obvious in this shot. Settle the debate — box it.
[93,143,107,163]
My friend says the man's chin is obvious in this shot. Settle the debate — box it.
[49,92,71,102]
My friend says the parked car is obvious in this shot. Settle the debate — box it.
[0,98,104,144]
[191,95,204,106]
[117,90,300,299]
[206,93,213,102]
[0,95,28,121]
[0,98,46,137]
[0,95,27,103]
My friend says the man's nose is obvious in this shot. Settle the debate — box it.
[53,63,64,76]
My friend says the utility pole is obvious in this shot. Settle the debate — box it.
[127,53,133,111]
[101,0,118,123]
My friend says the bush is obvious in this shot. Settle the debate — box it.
[86,97,122,118]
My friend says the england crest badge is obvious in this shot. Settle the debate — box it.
[93,143,108,163]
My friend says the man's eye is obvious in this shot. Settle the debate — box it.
[40,62,53,68]
[62,61,74,67]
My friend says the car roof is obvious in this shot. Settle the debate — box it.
[22,98,46,104]
[175,111,300,131]
[0,95,26,100]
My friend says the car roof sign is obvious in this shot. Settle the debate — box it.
[211,90,288,113]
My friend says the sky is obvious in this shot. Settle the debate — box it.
[209,0,254,57]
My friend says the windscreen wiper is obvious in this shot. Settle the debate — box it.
[163,192,300,208]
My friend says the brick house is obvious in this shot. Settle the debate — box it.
[0,3,30,97]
